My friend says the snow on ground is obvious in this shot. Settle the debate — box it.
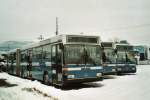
[0,65,150,100]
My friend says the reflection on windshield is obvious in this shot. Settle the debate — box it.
[126,52,136,64]
[64,45,101,66]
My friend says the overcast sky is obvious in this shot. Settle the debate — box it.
[0,0,150,44]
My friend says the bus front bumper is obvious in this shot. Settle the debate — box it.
[117,65,136,73]
[63,77,103,84]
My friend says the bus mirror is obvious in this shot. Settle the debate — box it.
[114,49,118,54]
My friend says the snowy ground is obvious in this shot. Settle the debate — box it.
[0,65,150,100]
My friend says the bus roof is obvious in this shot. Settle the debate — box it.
[20,34,101,51]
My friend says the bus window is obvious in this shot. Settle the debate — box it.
[117,52,125,63]
[43,44,51,61]
[64,45,101,66]
[32,47,42,62]
[51,45,56,64]
[85,45,101,65]
[21,50,28,62]
[103,49,116,64]
[51,44,62,64]
[126,52,136,64]
[64,45,84,64]
[57,44,62,64]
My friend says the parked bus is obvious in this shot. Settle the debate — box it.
[101,42,116,75]
[114,43,136,74]
[6,34,103,86]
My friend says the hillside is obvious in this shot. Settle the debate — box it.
[0,41,33,54]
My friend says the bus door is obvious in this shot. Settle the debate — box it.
[27,49,32,78]
[51,44,63,85]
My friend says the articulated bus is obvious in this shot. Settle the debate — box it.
[6,34,103,86]
[101,42,117,75]
[114,43,136,73]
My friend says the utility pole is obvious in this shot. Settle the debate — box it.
[56,17,58,35]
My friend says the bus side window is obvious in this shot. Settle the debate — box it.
[51,45,56,63]
[51,44,62,64]
[21,51,27,62]
[57,44,62,64]
[43,44,51,60]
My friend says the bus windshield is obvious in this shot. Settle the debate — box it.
[104,49,116,64]
[126,51,136,64]
[117,51,136,64]
[117,52,126,64]
[64,44,101,66]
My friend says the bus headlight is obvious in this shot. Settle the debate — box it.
[112,69,116,72]
[132,67,135,70]
[97,73,102,77]
[117,68,122,71]
[67,75,75,78]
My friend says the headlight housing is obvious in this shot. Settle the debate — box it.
[117,68,122,71]
[67,75,75,78]
[112,69,116,72]
[132,67,135,70]
[96,73,102,77]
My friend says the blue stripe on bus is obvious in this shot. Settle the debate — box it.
[103,66,116,73]
[64,69,102,79]
[64,64,101,68]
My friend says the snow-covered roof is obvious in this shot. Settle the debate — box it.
[21,33,101,51]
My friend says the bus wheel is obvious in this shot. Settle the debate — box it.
[43,71,49,85]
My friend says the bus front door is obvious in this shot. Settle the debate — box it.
[51,44,63,85]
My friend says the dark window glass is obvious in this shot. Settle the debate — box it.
[101,42,113,48]
[21,50,28,62]
[43,44,51,60]
[64,45,101,66]
[103,49,116,64]
[116,45,133,51]
[67,36,98,43]
[32,47,42,61]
